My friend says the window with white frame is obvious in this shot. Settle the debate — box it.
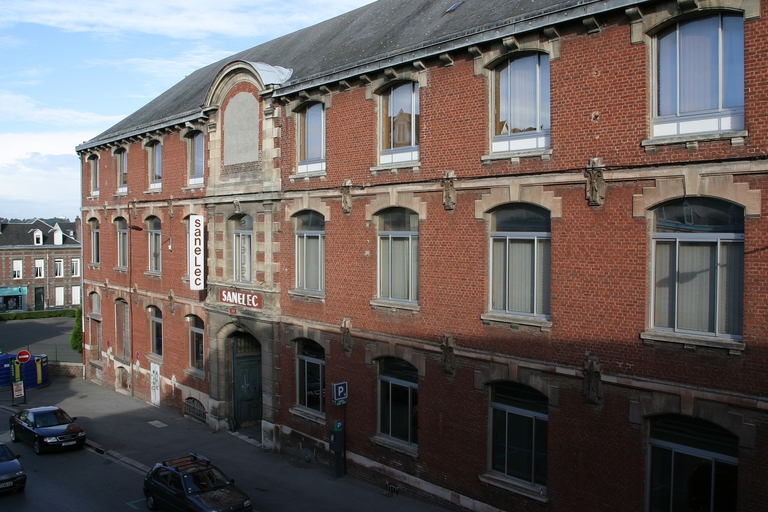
[653,13,744,138]
[89,219,100,264]
[116,149,128,192]
[149,306,163,356]
[33,229,43,245]
[71,258,80,277]
[378,208,419,302]
[54,259,64,277]
[233,215,252,283]
[652,198,744,338]
[147,216,162,273]
[297,339,325,415]
[295,211,325,292]
[189,315,204,371]
[647,415,738,511]
[55,286,64,306]
[298,103,326,173]
[71,285,81,305]
[34,259,44,278]
[378,357,418,445]
[490,382,548,489]
[380,82,420,165]
[115,218,128,268]
[492,52,550,153]
[89,155,100,196]
[149,141,162,189]
[12,259,22,279]
[490,204,551,317]
[188,131,205,185]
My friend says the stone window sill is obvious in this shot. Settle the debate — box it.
[481,312,552,332]
[642,130,748,149]
[144,189,162,195]
[370,162,420,176]
[183,368,206,381]
[479,473,548,503]
[481,149,552,163]
[289,289,326,303]
[289,406,326,425]
[87,313,102,321]
[370,298,420,314]
[113,266,128,274]
[289,170,327,183]
[640,330,744,354]
[146,353,163,365]
[144,271,163,279]
[370,435,418,458]
[88,263,101,270]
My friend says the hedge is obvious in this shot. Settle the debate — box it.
[0,309,78,321]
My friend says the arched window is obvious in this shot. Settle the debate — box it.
[188,315,204,371]
[148,306,163,356]
[146,216,162,273]
[654,13,744,137]
[490,382,548,488]
[295,211,325,292]
[648,415,738,511]
[115,148,128,192]
[380,82,420,164]
[89,218,100,264]
[297,339,325,414]
[378,357,418,445]
[377,208,419,302]
[88,154,100,195]
[652,198,744,338]
[115,217,128,268]
[493,53,550,153]
[232,215,253,283]
[148,140,162,188]
[490,204,551,317]
[187,131,205,184]
[298,102,326,173]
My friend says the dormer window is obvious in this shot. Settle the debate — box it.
[33,229,43,245]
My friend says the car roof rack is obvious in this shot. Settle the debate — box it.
[161,452,212,471]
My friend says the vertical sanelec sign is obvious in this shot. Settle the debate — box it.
[189,215,205,290]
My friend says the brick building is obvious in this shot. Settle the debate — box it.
[0,218,81,311]
[77,0,768,510]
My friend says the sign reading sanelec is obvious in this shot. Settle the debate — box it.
[189,215,205,291]
[220,290,262,309]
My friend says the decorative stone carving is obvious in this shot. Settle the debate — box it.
[582,355,603,404]
[341,180,352,214]
[585,158,606,206]
[442,171,456,211]
[341,318,353,354]
[440,334,457,375]
[168,291,175,314]
[233,199,241,214]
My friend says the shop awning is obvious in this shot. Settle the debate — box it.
[0,286,27,297]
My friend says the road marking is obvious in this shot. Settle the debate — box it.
[148,420,168,428]
[126,498,145,509]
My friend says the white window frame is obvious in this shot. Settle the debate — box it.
[189,316,205,371]
[71,258,80,277]
[55,286,64,306]
[298,103,326,173]
[188,131,205,185]
[377,208,419,303]
[297,340,325,415]
[116,218,128,268]
[652,13,744,138]
[116,149,128,193]
[147,217,162,273]
[295,211,325,292]
[90,219,100,264]
[33,229,43,245]
[34,259,44,278]
[492,52,550,153]
[149,306,163,356]
[233,215,252,283]
[54,259,64,278]
[12,259,22,279]
[379,82,420,165]
[149,141,163,189]
[89,155,100,196]
[71,285,81,305]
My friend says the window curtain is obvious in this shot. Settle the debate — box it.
[508,239,535,313]
[677,242,716,333]
[654,241,676,328]
[719,241,743,335]
[679,16,718,114]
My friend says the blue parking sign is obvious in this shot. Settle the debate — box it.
[333,382,348,401]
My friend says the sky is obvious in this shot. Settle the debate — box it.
[0,0,373,222]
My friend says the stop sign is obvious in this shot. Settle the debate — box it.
[17,350,31,363]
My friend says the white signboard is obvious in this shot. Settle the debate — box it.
[189,215,205,290]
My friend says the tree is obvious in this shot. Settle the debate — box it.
[70,307,83,353]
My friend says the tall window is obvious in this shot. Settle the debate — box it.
[12,259,22,279]
[149,306,163,356]
[233,215,252,283]
[71,286,81,306]
[490,204,551,317]
[298,103,326,173]
[380,82,420,164]
[71,258,80,277]
[90,292,101,315]
[295,211,325,292]
[147,216,162,273]
[89,155,100,196]
[490,382,548,488]
[33,230,43,245]
[115,218,128,268]
[648,415,738,511]
[34,259,44,278]
[297,339,325,415]
[378,208,419,302]
[379,357,418,445]
[654,13,744,137]
[116,149,128,191]
[189,315,204,371]
[652,198,744,338]
[115,300,130,359]
[89,219,100,264]
[148,141,163,189]
[493,53,550,153]
[188,132,204,184]
[54,259,64,277]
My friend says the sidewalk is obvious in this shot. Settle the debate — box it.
[0,376,446,512]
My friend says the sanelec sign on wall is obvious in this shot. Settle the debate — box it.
[189,215,205,290]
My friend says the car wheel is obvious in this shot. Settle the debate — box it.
[9,426,18,443]
[146,493,159,511]
[33,439,42,455]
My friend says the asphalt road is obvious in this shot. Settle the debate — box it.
[0,317,81,363]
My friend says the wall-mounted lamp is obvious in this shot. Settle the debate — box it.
[129,224,172,251]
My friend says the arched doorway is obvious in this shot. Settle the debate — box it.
[232,331,262,429]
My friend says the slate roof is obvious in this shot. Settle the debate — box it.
[77,0,641,150]
[0,219,80,248]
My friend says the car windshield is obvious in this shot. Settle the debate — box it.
[35,410,73,428]
[0,445,15,462]
[184,467,230,493]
